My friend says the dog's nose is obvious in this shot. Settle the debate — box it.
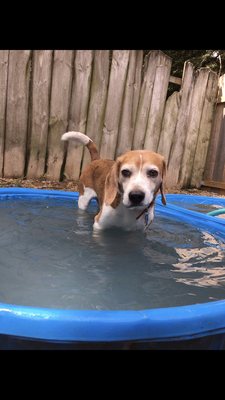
[129,191,145,205]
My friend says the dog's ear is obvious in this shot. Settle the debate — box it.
[104,161,120,206]
[160,158,167,205]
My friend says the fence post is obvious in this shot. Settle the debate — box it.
[46,50,74,181]
[100,50,130,160]
[64,50,94,180]
[4,50,31,178]
[0,50,9,177]
[27,50,53,178]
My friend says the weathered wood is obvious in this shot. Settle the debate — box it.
[212,107,225,181]
[100,50,130,159]
[144,54,172,151]
[116,50,143,157]
[27,50,53,178]
[179,68,211,188]
[4,50,31,178]
[132,51,143,130]
[204,103,224,181]
[0,50,9,177]
[46,50,74,180]
[157,91,181,164]
[64,50,94,179]
[0,50,220,191]
[217,74,225,103]
[202,180,225,191]
[132,50,162,150]
[169,76,182,85]
[191,71,219,187]
[202,73,225,188]
[81,50,110,171]
[166,62,195,188]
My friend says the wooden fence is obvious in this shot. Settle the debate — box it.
[203,73,225,191]
[0,50,219,189]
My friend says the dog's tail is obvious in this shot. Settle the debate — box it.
[61,131,100,161]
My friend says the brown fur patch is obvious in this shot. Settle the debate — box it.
[111,192,121,208]
[79,159,115,207]
[86,141,100,161]
[77,181,84,195]
[104,161,121,207]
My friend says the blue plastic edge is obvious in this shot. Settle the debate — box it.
[1,187,225,343]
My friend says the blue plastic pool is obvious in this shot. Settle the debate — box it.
[1,188,225,350]
[165,194,225,222]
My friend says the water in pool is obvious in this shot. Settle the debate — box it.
[0,197,225,310]
[170,200,225,215]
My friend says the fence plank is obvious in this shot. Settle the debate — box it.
[202,179,225,191]
[166,62,195,188]
[133,50,143,131]
[169,76,182,85]
[203,103,224,181]
[46,50,74,180]
[217,74,225,103]
[0,50,9,177]
[212,107,225,181]
[179,68,210,188]
[157,91,181,164]
[81,50,110,171]
[132,50,163,150]
[27,50,53,178]
[144,54,172,152]
[100,50,130,159]
[191,71,219,187]
[116,50,143,157]
[4,50,31,178]
[64,50,94,179]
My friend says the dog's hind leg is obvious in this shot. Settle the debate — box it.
[78,187,98,210]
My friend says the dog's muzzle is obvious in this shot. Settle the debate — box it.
[128,191,145,206]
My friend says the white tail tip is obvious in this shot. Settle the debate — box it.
[61,131,92,146]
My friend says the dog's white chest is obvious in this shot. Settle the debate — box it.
[93,203,146,231]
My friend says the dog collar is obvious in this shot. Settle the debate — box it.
[136,198,155,221]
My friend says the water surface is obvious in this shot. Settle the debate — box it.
[0,198,225,310]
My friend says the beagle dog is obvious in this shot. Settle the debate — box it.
[61,132,166,231]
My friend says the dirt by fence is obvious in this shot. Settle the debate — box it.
[0,50,220,189]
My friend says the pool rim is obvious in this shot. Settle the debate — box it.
[1,187,225,343]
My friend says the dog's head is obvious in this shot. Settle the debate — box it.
[104,150,166,208]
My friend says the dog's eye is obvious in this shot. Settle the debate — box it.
[121,169,131,178]
[147,169,158,178]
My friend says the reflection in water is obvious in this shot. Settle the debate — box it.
[172,232,225,288]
